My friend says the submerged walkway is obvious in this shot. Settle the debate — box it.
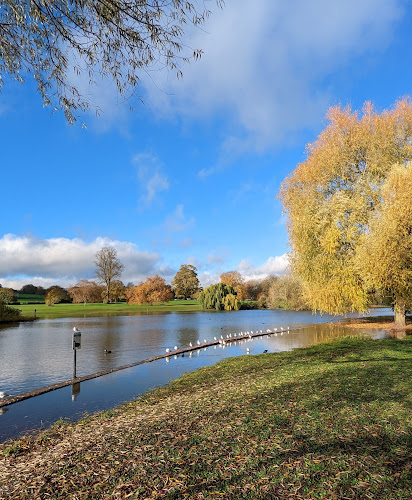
[0,327,292,408]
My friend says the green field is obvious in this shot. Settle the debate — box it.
[16,293,45,304]
[1,336,411,498]
[11,300,202,319]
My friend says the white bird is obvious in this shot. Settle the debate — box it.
[214,337,217,341]
[197,340,201,345]
[229,334,232,338]
[174,346,178,350]
[267,329,272,333]
[166,348,170,353]
[204,339,207,343]
[274,328,278,331]
[0,391,8,399]
[73,327,81,333]
[246,348,250,353]
[189,342,193,347]
[221,335,224,340]
[281,327,284,331]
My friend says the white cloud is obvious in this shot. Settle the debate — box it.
[198,271,220,288]
[0,234,160,287]
[143,0,403,152]
[165,204,195,232]
[207,247,229,265]
[237,254,290,281]
[186,256,200,267]
[133,153,169,209]
[180,238,195,249]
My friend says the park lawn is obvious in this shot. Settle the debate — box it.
[15,293,45,304]
[1,337,411,499]
[10,300,202,319]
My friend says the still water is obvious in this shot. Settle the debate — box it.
[0,308,393,442]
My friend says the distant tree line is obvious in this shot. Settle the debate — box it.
[0,246,320,311]
[218,271,307,311]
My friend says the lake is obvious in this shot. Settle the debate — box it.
[0,308,393,442]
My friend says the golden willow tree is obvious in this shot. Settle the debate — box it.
[280,99,412,326]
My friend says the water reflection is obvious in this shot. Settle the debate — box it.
[0,308,399,442]
[71,382,81,401]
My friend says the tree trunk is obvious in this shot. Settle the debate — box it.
[394,299,406,327]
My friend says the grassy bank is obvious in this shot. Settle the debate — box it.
[10,300,202,319]
[336,315,412,332]
[1,337,411,498]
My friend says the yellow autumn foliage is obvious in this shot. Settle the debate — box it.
[280,99,412,322]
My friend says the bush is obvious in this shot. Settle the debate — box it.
[0,303,22,322]
[198,283,239,311]
[239,301,260,310]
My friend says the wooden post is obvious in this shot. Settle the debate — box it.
[73,348,77,379]
[72,330,81,379]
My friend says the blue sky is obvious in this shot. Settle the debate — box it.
[1,0,412,290]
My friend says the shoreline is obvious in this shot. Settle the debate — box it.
[1,337,410,499]
[332,315,412,332]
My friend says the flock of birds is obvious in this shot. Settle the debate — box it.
[164,326,291,358]
[0,325,292,400]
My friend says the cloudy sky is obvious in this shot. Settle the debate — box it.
[1,0,411,290]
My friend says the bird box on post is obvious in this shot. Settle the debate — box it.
[73,328,81,350]
[72,327,81,379]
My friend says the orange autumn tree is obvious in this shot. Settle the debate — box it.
[280,99,412,326]
[126,275,173,305]
[220,271,246,300]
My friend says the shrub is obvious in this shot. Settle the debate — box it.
[198,283,238,311]
[0,303,22,322]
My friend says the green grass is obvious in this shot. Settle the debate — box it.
[10,300,202,319]
[16,293,45,304]
[1,337,411,499]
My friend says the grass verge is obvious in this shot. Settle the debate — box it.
[336,315,412,333]
[9,300,203,320]
[1,337,411,499]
